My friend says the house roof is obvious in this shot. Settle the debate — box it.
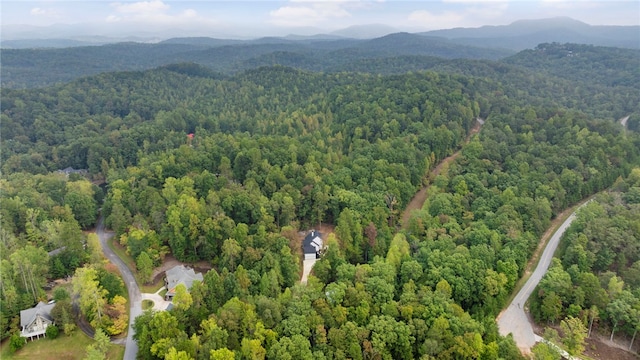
[303,230,323,254]
[303,244,317,254]
[165,265,203,295]
[20,301,55,328]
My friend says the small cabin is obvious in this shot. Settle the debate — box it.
[303,230,323,260]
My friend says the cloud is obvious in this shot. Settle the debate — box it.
[30,7,60,17]
[443,0,506,3]
[408,0,509,29]
[408,10,467,29]
[106,0,213,28]
[540,0,601,9]
[269,0,378,27]
[110,0,169,14]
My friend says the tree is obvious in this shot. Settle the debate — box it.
[241,338,266,360]
[210,348,235,360]
[173,284,193,311]
[84,345,105,360]
[386,233,410,270]
[627,306,640,351]
[587,305,599,338]
[560,316,587,355]
[9,332,25,353]
[607,293,633,341]
[267,335,313,360]
[221,239,242,272]
[166,347,194,360]
[87,233,104,265]
[531,342,562,360]
[541,292,563,324]
[199,318,229,357]
[106,295,128,335]
[46,324,59,339]
[335,208,364,263]
[137,251,154,284]
[94,328,111,354]
[65,180,97,229]
[10,245,49,302]
[72,266,108,328]
[85,328,110,360]
[364,222,377,262]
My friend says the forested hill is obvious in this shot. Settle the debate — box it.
[2,51,640,357]
[503,43,640,87]
[2,33,514,88]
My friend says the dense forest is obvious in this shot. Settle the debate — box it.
[1,39,639,359]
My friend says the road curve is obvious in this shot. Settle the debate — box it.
[497,208,582,352]
[97,215,141,359]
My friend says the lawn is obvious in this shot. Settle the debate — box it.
[142,299,154,310]
[0,330,124,360]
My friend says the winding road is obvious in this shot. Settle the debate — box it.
[97,215,140,359]
[497,203,587,353]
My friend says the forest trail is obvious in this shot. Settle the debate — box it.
[400,118,483,229]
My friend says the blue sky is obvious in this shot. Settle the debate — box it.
[2,0,639,38]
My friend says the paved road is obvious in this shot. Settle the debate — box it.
[497,210,580,353]
[97,215,140,360]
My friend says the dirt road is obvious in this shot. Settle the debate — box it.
[400,118,484,229]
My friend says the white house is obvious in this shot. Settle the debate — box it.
[20,301,55,340]
[303,230,323,260]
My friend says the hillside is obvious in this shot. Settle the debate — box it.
[0,33,513,88]
[1,27,639,360]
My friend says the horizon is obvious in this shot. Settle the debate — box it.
[2,0,640,41]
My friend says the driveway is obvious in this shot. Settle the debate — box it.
[97,215,140,360]
[497,210,580,353]
[301,258,317,284]
[141,287,172,311]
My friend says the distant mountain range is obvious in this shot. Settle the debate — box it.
[2,17,638,50]
[0,32,514,88]
[421,17,640,51]
[2,17,638,89]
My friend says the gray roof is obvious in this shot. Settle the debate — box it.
[303,230,323,254]
[165,265,203,296]
[48,246,67,257]
[20,301,55,328]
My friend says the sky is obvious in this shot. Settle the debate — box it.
[2,0,639,39]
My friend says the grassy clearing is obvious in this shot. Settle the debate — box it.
[142,300,154,310]
[0,330,124,360]
[140,279,164,294]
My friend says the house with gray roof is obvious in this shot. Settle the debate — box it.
[303,230,323,260]
[20,301,55,340]
[164,265,203,301]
